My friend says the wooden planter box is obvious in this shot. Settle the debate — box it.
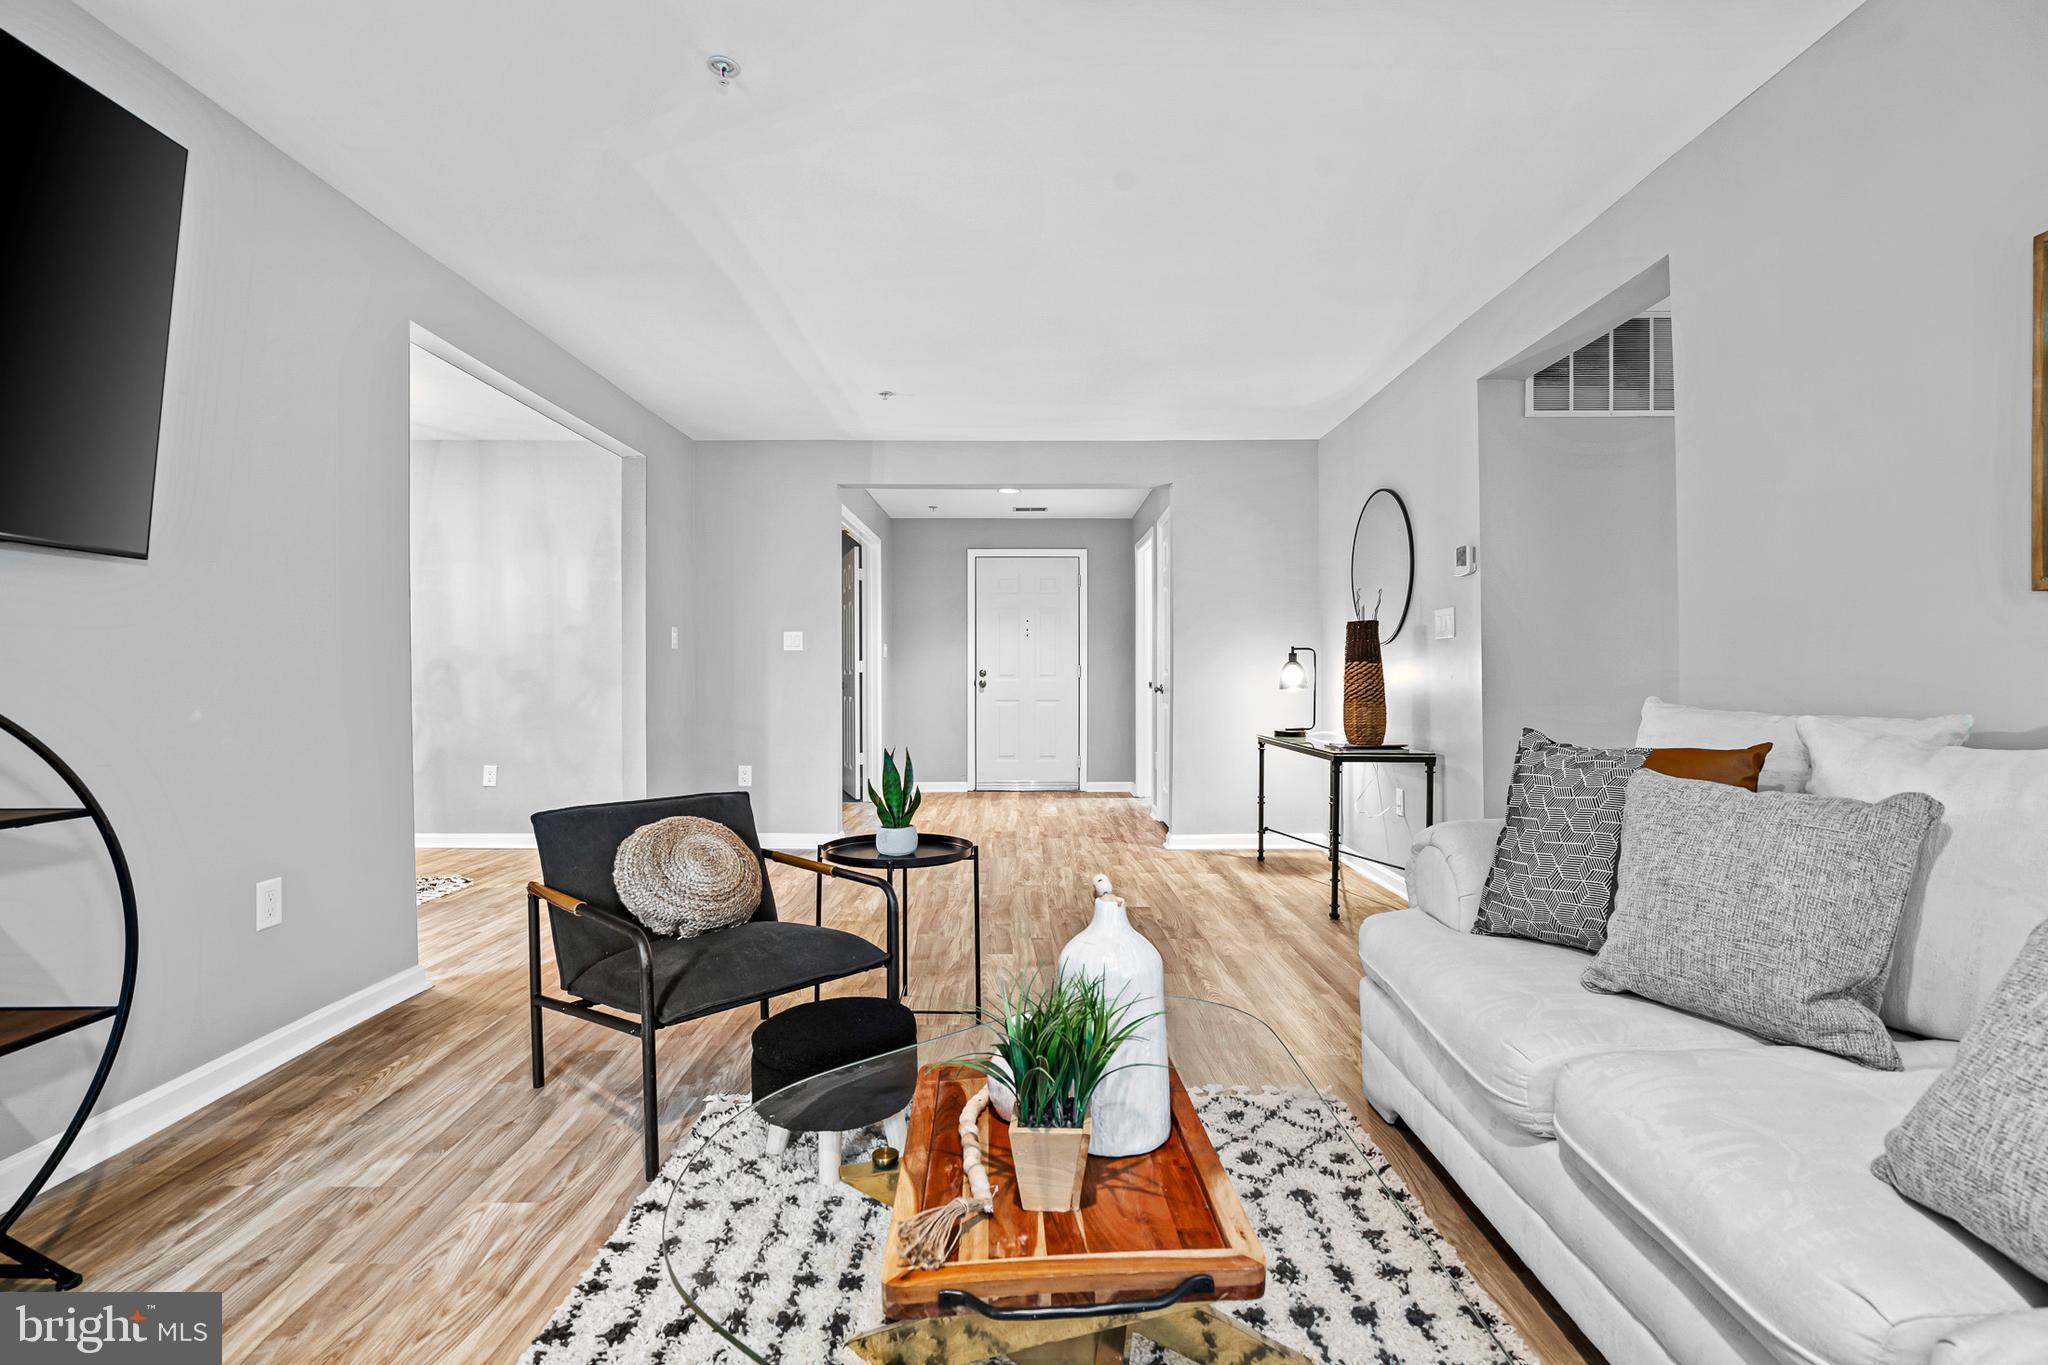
[879,1064,1264,1319]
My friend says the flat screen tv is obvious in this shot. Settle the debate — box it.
[1,29,187,559]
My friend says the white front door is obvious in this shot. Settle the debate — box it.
[974,555,1081,790]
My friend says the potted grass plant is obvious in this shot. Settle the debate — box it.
[961,972,1157,1211]
[867,749,921,857]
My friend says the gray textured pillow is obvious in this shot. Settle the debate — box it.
[1874,919,2048,1280]
[1474,729,1648,951]
[1583,769,1942,1069]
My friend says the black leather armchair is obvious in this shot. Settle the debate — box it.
[527,792,898,1177]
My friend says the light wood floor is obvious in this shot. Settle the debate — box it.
[12,792,1595,1363]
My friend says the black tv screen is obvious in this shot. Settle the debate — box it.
[1,29,186,559]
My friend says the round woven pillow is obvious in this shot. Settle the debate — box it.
[613,816,763,937]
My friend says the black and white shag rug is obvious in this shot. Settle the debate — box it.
[416,874,472,905]
[523,1087,1533,1364]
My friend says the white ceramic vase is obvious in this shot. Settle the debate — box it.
[874,825,917,857]
[1056,874,1169,1157]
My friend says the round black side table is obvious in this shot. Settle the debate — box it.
[813,833,981,1017]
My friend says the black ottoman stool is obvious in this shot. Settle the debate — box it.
[752,996,917,1180]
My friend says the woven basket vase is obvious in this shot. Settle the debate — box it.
[1344,618,1387,746]
[613,816,763,937]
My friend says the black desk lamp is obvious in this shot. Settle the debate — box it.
[1275,646,1316,737]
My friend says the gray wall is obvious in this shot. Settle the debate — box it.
[887,519,1136,785]
[0,0,694,1197]
[1476,382,1678,810]
[410,440,625,833]
[1318,0,2048,833]
[685,441,1322,840]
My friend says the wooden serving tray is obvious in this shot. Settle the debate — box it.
[879,1064,1265,1319]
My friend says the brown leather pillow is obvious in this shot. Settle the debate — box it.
[1641,742,1774,791]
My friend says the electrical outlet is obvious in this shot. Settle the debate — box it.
[670,626,680,650]
[783,631,804,651]
[255,877,283,931]
[482,764,498,787]
[737,764,753,787]
[1394,787,1407,817]
[1433,607,1456,640]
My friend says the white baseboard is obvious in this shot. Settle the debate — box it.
[0,964,431,1200]
[415,832,535,849]
[1160,833,1408,902]
[1081,782,1135,794]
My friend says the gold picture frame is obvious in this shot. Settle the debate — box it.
[2035,230,2048,589]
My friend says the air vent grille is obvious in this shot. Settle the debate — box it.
[1013,506,1048,512]
[1529,312,1674,416]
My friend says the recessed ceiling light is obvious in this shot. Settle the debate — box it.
[999,487,1020,495]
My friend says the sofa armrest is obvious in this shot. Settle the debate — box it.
[1931,1310,2048,1365]
[1405,818,1504,932]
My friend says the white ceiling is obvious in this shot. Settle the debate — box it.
[79,0,1860,441]
[867,487,1153,520]
[409,345,583,442]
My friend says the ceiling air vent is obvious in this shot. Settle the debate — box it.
[1013,506,1048,513]
[1528,313,1673,416]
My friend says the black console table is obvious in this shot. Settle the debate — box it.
[1256,733,1438,921]
[0,713,139,1289]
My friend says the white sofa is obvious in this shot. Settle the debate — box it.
[1359,817,2048,1365]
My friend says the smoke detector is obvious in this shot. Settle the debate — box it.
[706,55,740,87]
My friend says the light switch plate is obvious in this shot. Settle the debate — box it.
[670,626,680,650]
[783,632,803,651]
[482,764,498,787]
[1433,607,1456,640]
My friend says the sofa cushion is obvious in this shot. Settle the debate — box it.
[1554,1048,2048,1365]
[1359,909,1766,1137]
[1475,728,1648,952]
[1635,696,1973,794]
[1876,918,2048,1283]
[1585,770,1943,1070]
[1800,719,2048,1042]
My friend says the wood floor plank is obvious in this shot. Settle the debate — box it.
[9,793,1596,1363]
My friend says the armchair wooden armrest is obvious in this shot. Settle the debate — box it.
[763,852,900,1001]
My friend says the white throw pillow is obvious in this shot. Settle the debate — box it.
[1799,717,2048,1042]
[1636,697,1972,793]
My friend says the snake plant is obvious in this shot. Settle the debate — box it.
[867,749,922,829]
[960,971,1159,1129]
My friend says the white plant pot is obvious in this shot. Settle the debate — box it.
[985,1072,1016,1123]
[874,825,918,857]
[1057,878,1170,1157]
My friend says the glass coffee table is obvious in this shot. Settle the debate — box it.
[659,996,1524,1364]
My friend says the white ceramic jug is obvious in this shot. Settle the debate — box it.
[1056,874,1169,1157]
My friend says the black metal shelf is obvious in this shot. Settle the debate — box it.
[0,808,90,831]
[0,714,138,1291]
[0,1007,118,1060]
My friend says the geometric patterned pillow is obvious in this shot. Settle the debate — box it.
[1474,729,1648,952]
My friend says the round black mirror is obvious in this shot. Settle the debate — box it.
[1348,488,1415,645]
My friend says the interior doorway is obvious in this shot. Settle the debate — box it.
[1149,511,1172,825]
[407,327,647,848]
[968,550,1084,791]
[839,504,884,811]
[840,531,865,800]
[1133,530,1156,804]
